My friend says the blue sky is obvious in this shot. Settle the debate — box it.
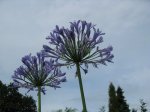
[0,0,150,112]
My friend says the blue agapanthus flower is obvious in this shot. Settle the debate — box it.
[43,20,114,73]
[12,52,66,94]
[42,20,114,112]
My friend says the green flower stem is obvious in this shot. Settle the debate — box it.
[76,62,87,112]
[38,86,41,112]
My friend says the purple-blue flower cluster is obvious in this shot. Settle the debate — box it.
[43,20,114,73]
[12,52,66,94]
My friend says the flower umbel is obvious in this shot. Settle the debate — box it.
[43,20,114,73]
[43,20,114,112]
[12,52,66,94]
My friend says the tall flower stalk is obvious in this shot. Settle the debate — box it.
[43,20,114,112]
[12,52,66,112]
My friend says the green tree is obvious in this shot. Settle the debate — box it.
[54,109,63,112]
[116,86,130,112]
[140,99,148,112]
[53,107,77,112]
[108,83,117,112]
[0,80,37,112]
[64,107,77,112]
[99,106,105,112]
[131,109,137,112]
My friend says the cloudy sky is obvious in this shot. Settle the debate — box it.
[0,0,150,111]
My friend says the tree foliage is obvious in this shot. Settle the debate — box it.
[140,99,148,112]
[99,106,105,112]
[0,80,37,112]
[108,83,130,112]
[108,83,117,112]
[116,86,130,112]
[131,109,137,112]
[53,107,77,112]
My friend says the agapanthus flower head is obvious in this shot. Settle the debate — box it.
[43,20,114,73]
[12,52,66,94]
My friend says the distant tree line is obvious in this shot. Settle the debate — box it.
[0,80,148,112]
[52,107,78,112]
[54,83,149,112]
[104,83,148,112]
